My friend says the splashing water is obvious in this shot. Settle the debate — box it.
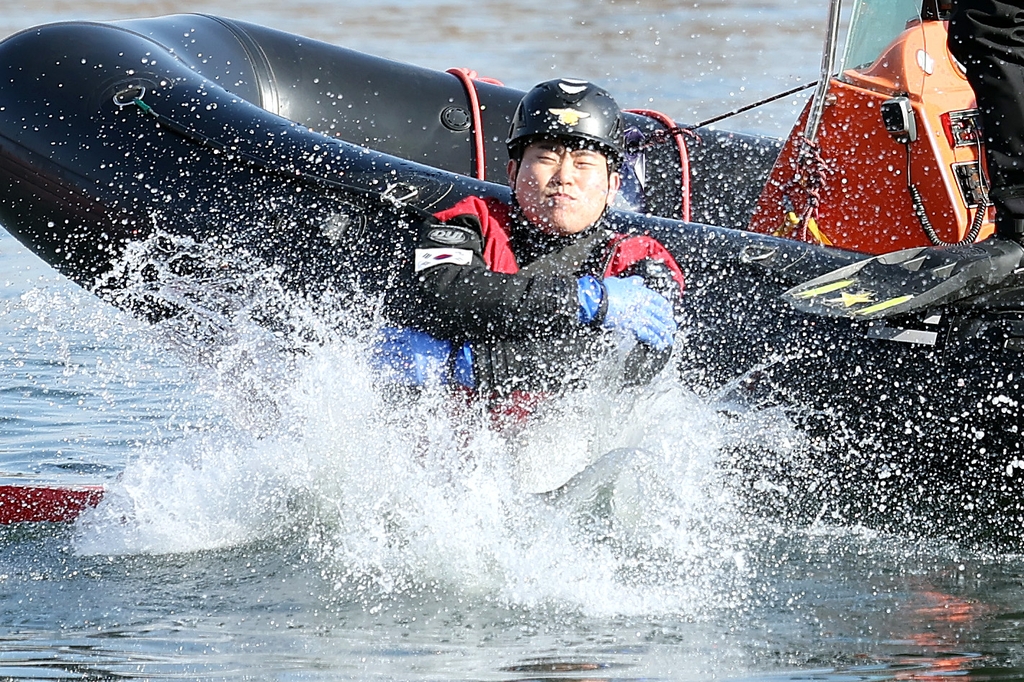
[67,228,801,618]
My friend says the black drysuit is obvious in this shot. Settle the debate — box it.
[949,0,1024,237]
[386,196,683,396]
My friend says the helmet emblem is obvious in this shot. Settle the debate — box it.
[548,108,590,126]
[557,80,589,95]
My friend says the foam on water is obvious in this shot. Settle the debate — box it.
[71,343,777,615]
[63,233,801,617]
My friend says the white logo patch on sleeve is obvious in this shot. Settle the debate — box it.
[427,227,471,245]
[415,248,473,272]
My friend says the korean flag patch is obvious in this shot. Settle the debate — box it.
[415,248,473,272]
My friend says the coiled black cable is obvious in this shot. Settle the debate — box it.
[905,143,989,246]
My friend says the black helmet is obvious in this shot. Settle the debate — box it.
[507,79,624,163]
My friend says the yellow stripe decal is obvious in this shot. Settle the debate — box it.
[854,295,914,316]
[794,279,855,299]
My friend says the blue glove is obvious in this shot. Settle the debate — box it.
[578,275,677,350]
[371,326,474,388]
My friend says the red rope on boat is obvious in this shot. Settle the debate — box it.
[447,68,503,181]
[625,108,692,222]
[775,133,832,244]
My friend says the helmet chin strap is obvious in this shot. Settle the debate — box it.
[508,161,523,215]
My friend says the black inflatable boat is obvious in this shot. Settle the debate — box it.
[2,14,1024,543]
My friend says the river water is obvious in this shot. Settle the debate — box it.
[3,1,1024,680]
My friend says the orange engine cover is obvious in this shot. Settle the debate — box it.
[749,19,993,254]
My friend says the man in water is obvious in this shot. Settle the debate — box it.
[377,79,685,411]
[949,1,1024,243]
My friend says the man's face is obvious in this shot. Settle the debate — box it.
[507,139,621,236]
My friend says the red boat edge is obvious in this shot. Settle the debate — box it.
[0,484,105,524]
